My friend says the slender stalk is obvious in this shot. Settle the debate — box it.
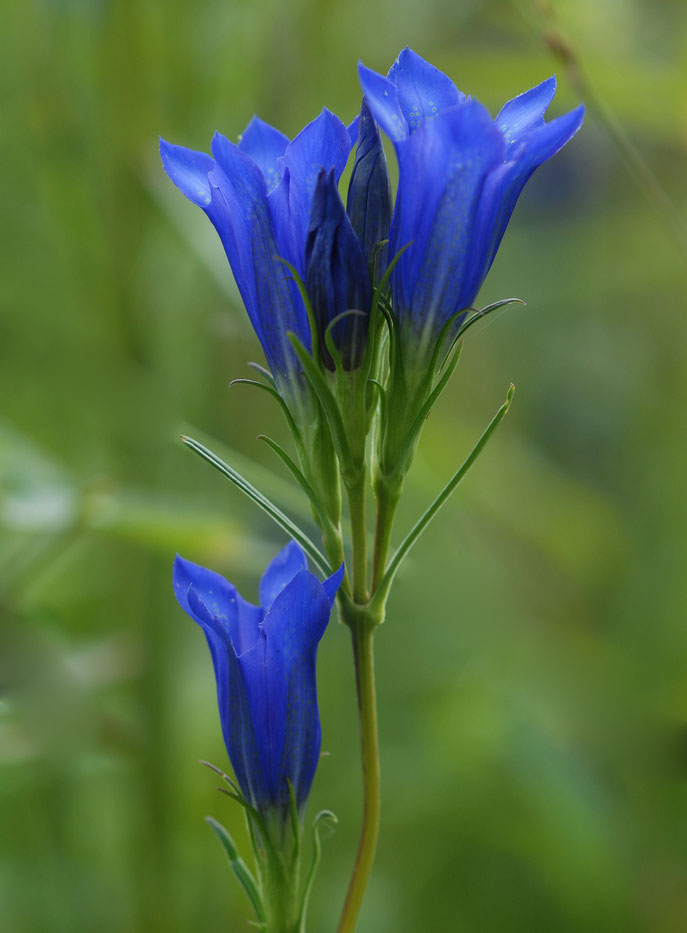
[337,620,380,933]
[345,474,369,603]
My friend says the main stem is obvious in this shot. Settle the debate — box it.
[337,620,380,933]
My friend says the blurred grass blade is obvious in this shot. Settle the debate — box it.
[205,817,265,923]
[180,435,329,574]
[374,384,515,608]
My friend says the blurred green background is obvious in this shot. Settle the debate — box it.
[2,1,686,931]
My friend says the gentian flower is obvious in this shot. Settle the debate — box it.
[160,111,357,398]
[173,542,344,821]
[358,48,585,367]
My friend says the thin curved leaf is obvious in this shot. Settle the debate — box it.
[180,435,329,574]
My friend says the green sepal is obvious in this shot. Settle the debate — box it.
[372,383,515,613]
[323,309,368,374]
[370,241,410,311]
[296,811,338,933]
[288,333,353,473]
[229,378,301,441]
[454,297,526,342]
[180,434,330,575]
[389,344,463,481]
[275,257,323,369]
[286,779,301,861]
[206,817,266,925]
[367,379,387,427]
[247,361,277,387]
[199,758,240,795]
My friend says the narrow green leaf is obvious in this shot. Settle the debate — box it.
[297,811,338,933]
[180,435,329,575]
[206,817,265,924]
[373,384,515,610]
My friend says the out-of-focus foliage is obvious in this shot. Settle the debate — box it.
[2,1,686,931]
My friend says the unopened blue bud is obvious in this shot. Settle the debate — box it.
[305,168,371,370]
[346,97,392,279]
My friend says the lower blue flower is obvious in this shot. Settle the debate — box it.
[173,542,344,818]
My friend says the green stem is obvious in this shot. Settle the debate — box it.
[346,474,369,603]
[337,619,380,933]
[255,839,301,933]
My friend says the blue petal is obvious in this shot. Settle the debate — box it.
[517,102,586,167]
[305,168,371,369]
[321,563,345,607]
[159,138,214,208]
[346,97,392,273]
[495,76,557,152]
[173,557,267,805]
[246,569,332,809]
[259,540,308,610]
[478,103,586,275]
[389,100,505,344]
[387,47,465,135]
[173,555,262,656]
[271,108,354,269]
[238,115,290,192]
[210,131,311,378]
[347,114,360,148]
[357,63,408,142]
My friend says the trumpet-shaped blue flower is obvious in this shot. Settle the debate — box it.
[358,48,585,365]
[160,111,356,396]
[173,542,344,818]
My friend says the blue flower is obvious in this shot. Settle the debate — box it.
[160,111,356,396]
[358,48,585,365]
[173,542,344,819]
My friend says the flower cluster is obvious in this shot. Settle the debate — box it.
[161,47,583,390]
